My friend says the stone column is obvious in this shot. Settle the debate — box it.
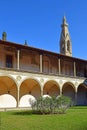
[75,92,77,105]
[41,89,43,97]
[74,61,76,77]
[40,54,43,73]
[17,50,20,70]
[60,90,62,96]
[17,87,20,107]
[58,58,61,75]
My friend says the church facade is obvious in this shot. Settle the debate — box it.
[0,17,87,108]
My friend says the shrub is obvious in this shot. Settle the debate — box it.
[30,96,72,114]
[57,96,72,113]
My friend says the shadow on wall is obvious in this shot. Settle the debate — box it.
[0,94,16,108]
[19,94,36,107]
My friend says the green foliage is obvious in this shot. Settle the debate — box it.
[31,96,72,114]
[57,96,72,113]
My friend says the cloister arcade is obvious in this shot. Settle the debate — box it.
[62,82,76,102]
[0,74,87,108]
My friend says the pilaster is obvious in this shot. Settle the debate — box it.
[74,61,76,77]
[58,58,61,75]
[40,54,43,73]
[17,50,20,70]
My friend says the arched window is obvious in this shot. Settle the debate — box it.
[67,40,70,52]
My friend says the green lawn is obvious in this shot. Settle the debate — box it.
[0,106,87,130]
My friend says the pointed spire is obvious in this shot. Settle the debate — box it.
[63,16,66,23]
[62,16,68,27]
[60,16,72,56]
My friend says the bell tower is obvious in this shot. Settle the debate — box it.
[60,16,72,56]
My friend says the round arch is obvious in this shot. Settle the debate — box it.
[0,76,18,108]
[62,82,75,102]
[43,80,60,97]
[77,83,87,105]
[19,78,41,99]
[19,77,42,89]
[0,74,18,86]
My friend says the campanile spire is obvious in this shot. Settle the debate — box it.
[60,16,72,56]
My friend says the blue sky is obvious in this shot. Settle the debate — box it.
[0,0,87,59]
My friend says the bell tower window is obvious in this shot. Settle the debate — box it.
[67,40,70,52]
[61,42,65,53]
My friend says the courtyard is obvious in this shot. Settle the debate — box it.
[0,106,87,130]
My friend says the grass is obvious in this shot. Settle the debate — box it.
[0,106,87,130]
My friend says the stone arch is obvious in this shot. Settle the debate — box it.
[19,78,41,99]
[77,83,87,105]
[0,74,18,86]
[19,77,42,89]
[62,82,75,102]
[0,76,18,108]
[43,80,60,97]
